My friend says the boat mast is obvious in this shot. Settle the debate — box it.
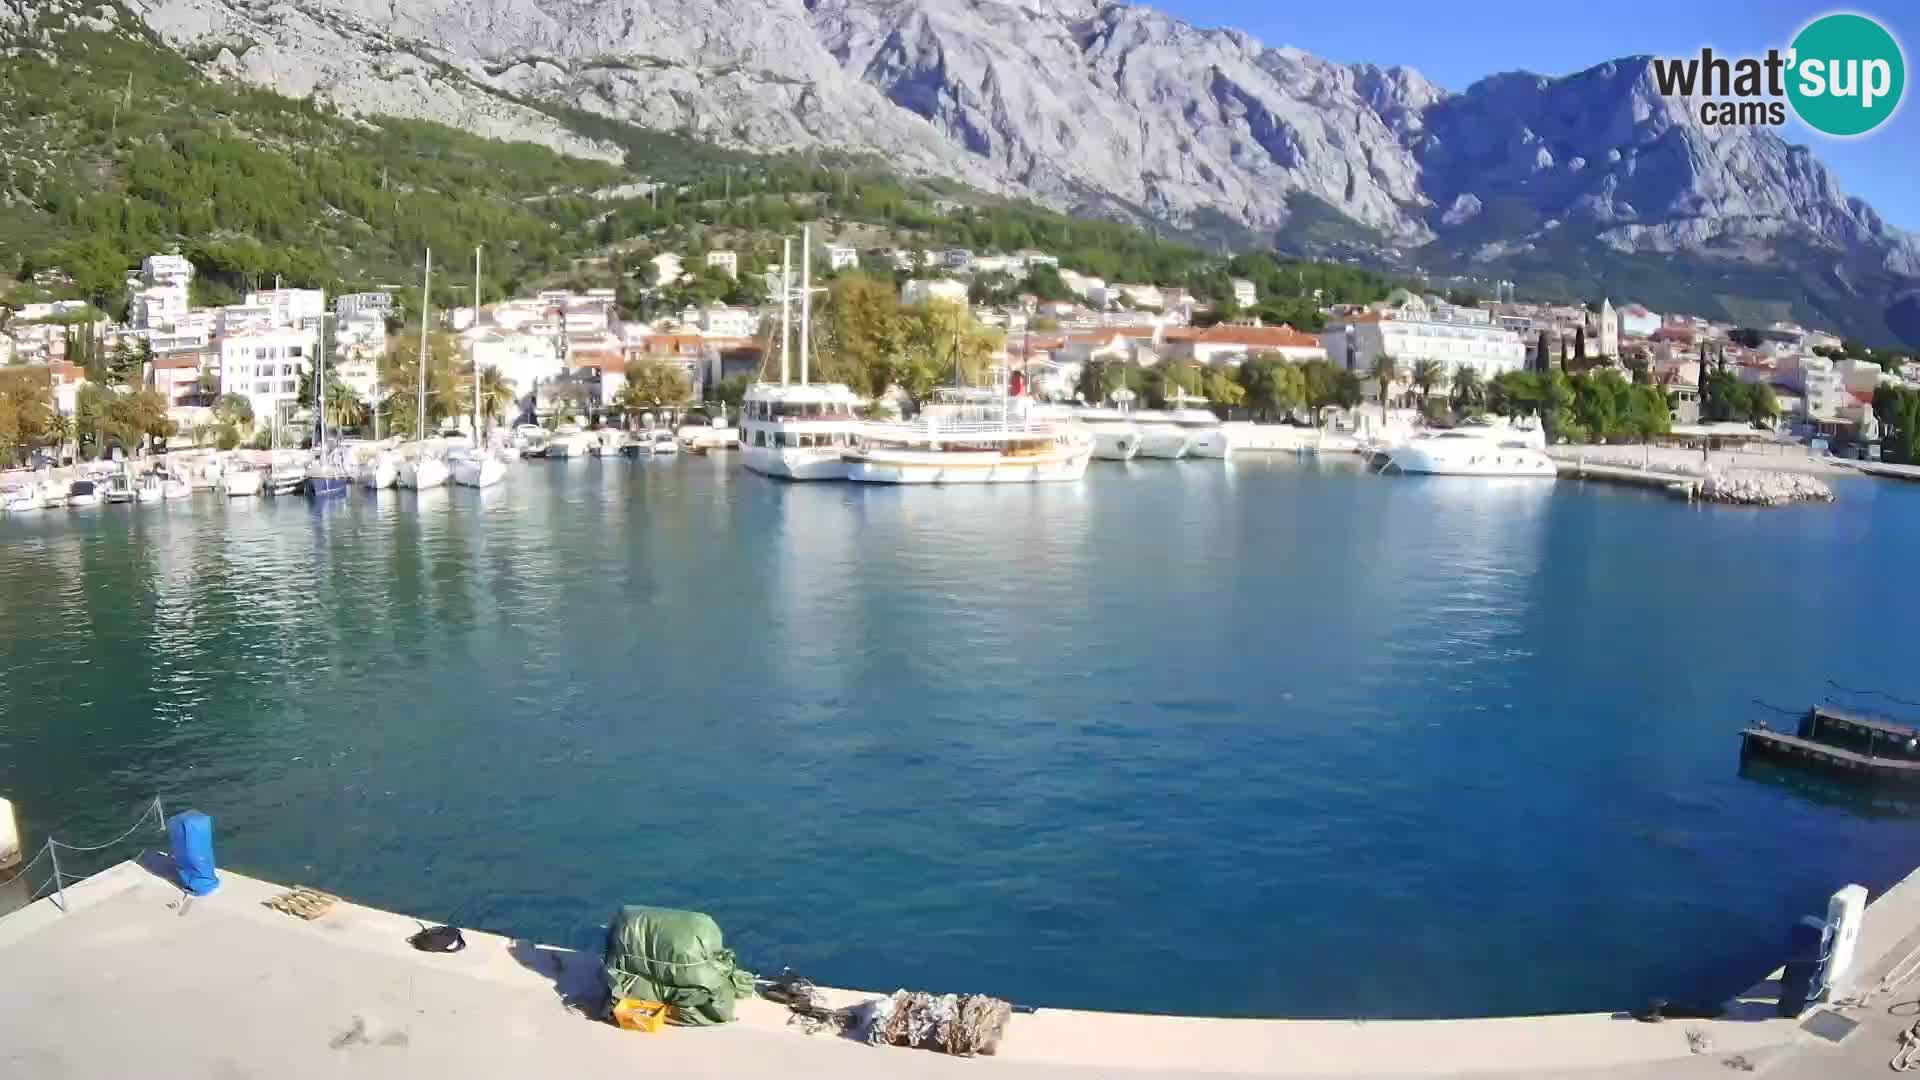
[417,248,432,441]
[317,306,328,454]
[799,226,812,386]
[778,236,792,386]
[473,245,483,443]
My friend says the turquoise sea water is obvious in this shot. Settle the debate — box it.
[1,456,1917,1019]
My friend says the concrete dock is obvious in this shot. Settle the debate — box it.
[3,856,1920,1078]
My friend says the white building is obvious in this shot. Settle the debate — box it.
[131,254,193,332]
[1162,325,1325,365]
[901,279,969,307]
[825,245,860,271]
[1230,278,1257,308]
[148,311,216,357]
[466,329,563,414]
[1617,304,1662,338]
[690,305,757,339]
[1320,292,1527,394]
[941,248,975,271]
[220,326,314,422]
[249,289,326,331]
[336,292,395,322]
[705,251,738,280]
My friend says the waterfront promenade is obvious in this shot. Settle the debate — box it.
[2,854,1916,1077]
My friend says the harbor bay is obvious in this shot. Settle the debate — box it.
[2,456,1918,1020]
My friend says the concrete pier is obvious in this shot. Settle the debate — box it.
[1555,457,1702,500]
[7,855,1920,1077]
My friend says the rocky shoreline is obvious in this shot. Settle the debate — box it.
[1700,470,1836,506]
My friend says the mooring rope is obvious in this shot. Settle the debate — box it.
[46,799,164,853]
[1828,679,1920,710]
[0,797,167,899]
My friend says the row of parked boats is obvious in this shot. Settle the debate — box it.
[1,467,195,512]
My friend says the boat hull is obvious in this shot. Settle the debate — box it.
[451,456,507,488]
[162,481,192,500]
[1387,447,1557,478]
[742,446,847,481]
[399,458,450,489]
[842,448,1091,485]
[219,472,262,498]
[1088,428,1142,461]
[1135,427,1191,459]
[66,493,100,508]
[359,460,398,490]
[304,474,351,498]
[1184,430,1232,460]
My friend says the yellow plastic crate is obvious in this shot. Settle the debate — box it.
[612,998,670,1033]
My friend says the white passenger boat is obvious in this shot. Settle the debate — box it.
[450,448,506,488]
[265,464,307,496]
[676,409,739,451]
[842,389,1092,485]
[66,480,101,507]
[158,471,192,500]
[4,486,41,512]
[741,382,861,480]
[36,479,67,508]
[1380,419,1556,479]
[135,473,165,503]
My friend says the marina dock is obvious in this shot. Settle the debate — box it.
[4,854,1920,1078]
[1741,705,1920,786]
[1554,457,1701,499]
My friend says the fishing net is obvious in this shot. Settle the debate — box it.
[865,990,1012,1056]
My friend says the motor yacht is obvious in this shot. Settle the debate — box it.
[1380,419,1556,478]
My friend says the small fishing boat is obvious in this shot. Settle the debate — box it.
[135,473,165,503]
[4,486,42,512]
[67,479,101,507]
[103,471,137,504]
[219,465,263,498]
[158,471,192,500]
[36,479,67,508]
[266,464,307,496]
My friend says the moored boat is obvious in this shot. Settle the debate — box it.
[398,454,450,489]
[1068,406,1143,461]
[219,466,262,498]
[67,479,101,507]
[359,452,400,490]
[103,471,137,504]
[740,383,860,480]
[135,473,165,503]
[842,389,1092,485]
[450,449,506,488]
[1379,418,1555,479]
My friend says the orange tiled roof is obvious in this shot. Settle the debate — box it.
[1188,324,1321,348]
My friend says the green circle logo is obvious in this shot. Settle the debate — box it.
[1787,13,1905,136]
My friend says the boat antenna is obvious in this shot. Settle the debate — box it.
[417,248,432,441]
[799,225,812,386]
[778,236,792,386]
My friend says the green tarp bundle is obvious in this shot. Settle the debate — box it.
[602,905,755,1026]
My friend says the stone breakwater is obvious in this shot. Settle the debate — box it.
[1701,470,1835,506]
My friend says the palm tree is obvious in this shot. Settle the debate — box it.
[476,365,515,434]
[1451,364,1483,413]
[44,411,73,463]
[1410,359,1444,408]
[1371,353,1403,428]
[322,375,367,435]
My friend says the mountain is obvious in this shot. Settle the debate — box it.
[51,1,1920,342]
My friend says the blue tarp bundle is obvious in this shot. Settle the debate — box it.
[166,811,219,896]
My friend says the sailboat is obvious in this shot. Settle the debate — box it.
[398,248,451,490]
[305,300,350,498]
[452,246,506,489]
[740,228,861,481]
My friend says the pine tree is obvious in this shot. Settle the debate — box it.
[1535,330,1549,374]
[1574,326,1587,368]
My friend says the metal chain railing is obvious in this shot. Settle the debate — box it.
[0,796,165,912]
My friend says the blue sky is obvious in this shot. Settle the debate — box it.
[1155,1,1920,229]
